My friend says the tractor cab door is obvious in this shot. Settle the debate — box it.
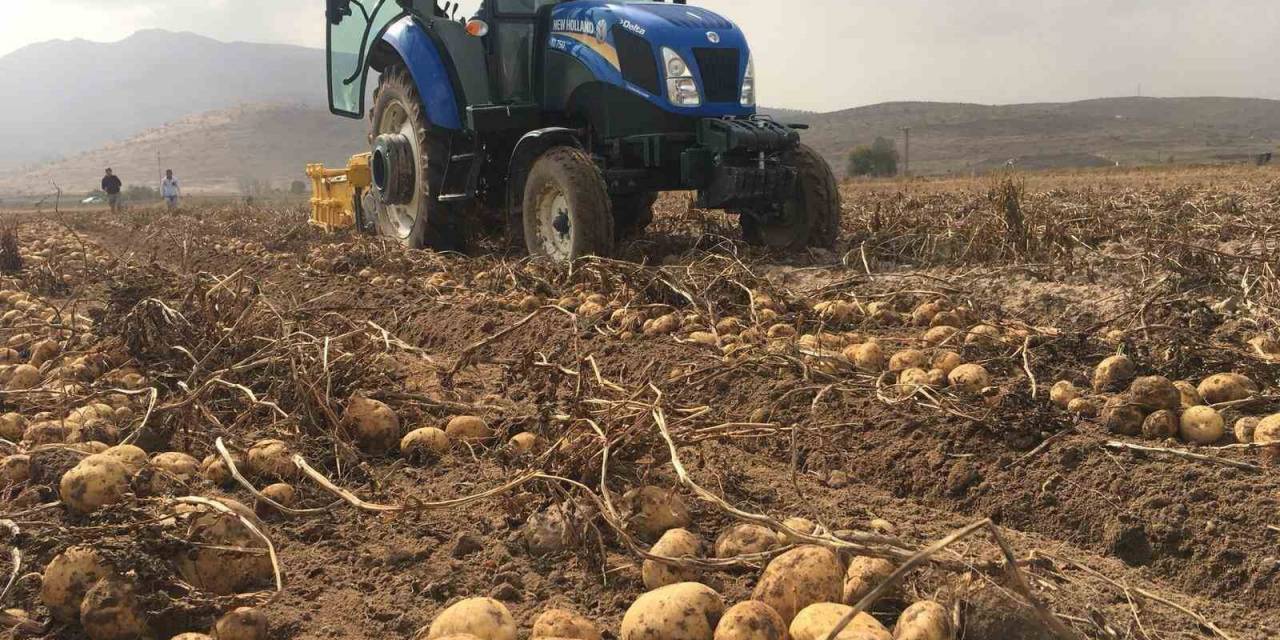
[326,0,412,117]
[481,0,557,103]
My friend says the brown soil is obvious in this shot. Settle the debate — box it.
[2,165,1279,640]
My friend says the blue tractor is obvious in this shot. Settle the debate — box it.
[324,0,840,261]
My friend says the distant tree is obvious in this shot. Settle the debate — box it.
[846,137,899,178]
[290,180,307,195]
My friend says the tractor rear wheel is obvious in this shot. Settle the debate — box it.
[741,143,841,250]
[612,192,658,239]
[369,66,462,250]
[522,147,614,261]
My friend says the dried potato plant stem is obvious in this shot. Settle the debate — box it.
[173,496,283,595]
[213,438,334,515]
[0,520,20,606]
[1104,441,1261,472]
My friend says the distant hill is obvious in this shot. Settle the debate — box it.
[768,97,1280,175]
[0,105,365,196]
[0,30,323,172]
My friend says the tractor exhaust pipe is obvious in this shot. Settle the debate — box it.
[371,133,416,205]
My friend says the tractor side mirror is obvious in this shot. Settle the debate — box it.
[327,0,352,25]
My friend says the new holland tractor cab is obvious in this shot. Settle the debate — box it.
[320,0,840,261]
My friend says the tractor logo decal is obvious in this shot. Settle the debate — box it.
[597,19,609,38]
[551,31,620,71]
[706,31,721,44]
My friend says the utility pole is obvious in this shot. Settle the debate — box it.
[901,127,911,177]
[156,151,162,185]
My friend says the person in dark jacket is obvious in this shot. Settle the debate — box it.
[102,168,123,213]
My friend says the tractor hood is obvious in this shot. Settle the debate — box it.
[549,1,753,116]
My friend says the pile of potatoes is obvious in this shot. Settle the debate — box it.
[14,230,114,287]
[1052,354,1264,447]
[418,567,949,640]
[38,544,270,640]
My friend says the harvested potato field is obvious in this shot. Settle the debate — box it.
[1,164,1279,640]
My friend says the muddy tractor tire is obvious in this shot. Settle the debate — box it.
[522,147,614,261]
[741,143,841,250]
[369,66,463,251]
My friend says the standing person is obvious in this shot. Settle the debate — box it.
[161,169,181,209]
[101,168,123,213]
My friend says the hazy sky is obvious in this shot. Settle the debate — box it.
[3,0,1277,112]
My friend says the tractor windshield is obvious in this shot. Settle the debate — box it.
[328,0,410,117]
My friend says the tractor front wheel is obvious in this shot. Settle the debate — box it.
[522,147,614,261]
[740,143,841,250]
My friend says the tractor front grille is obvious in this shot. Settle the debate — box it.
[613,26,661,96]
[693,48,741,103]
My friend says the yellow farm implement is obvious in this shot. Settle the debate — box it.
[305,153,370,231]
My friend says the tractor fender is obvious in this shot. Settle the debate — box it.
[378,16,463,130]
[505,128,584,243]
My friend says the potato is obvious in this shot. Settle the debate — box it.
[789,602,891,640]
[947,364,989,395]
[714,601,786,640]
[767,324,797,339]
[175,499,272,595]
[1173,381,1203,408]
[893,601,952,640]
[843,556,896,605]
[445,415,492,442]
[921,326,959,346]
[621,486,692,541]
[643,528,702,590]
[752,545,843,624]
[427,597,516,640]
[1234,417,1260,444]
[1128,376,1180,412]
[101,442,146,473]
[1049,381,1080,409]
[7,364,39,390]
[780,517,818,542]
[898,368,932,395]
[645,314,681,336]
[1198,373,1256,405]
[22,421,67,446]
[402,427,450,460]
[255,483,296,518]
[965,325,1002,346]
[212,607,270,640]
[0,454,30,484]
[60,454,131,514]
[621,582,724,640]
[0,412,25,440]
[1249,335,1280,359]
[713,524,779,558]
[1180,406,1225,445]
[1101,395,1145,436]
[578,301,606,317]
[246,439,296,480]
[172,634,213,640]
[1141,410,1179,440]
[151,452,200,479]
[41,546,111,621]
[201,454,237,487]
[1067,397,1099,417]
[80,578,146,640]
[931,352,962,376]
[1255,415,1280,461]
[1092,355,1136,392]
[509,432,540,454]
[343,396,401,454]
[911,302,944,326]
[531,608,601,640]
[889,350,927,373]
[845,341,885,373]
[817,300,859,324]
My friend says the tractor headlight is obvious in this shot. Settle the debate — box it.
[740,54,755,107]
[662,47,701,107]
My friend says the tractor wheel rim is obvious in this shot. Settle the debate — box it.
[536,188,574,261]
[377,101,421,240]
